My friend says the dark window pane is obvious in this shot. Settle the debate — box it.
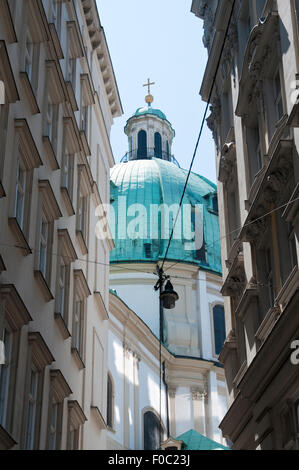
[213,305,226,355]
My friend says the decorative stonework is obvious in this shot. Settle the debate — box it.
[207,96,221,150]
[221,21,238,80]
[191,387,207,401]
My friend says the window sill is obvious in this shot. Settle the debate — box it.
[34,270,54,302]
[20,72,40,115]
[8,217,32,256]
[42,135,60,171]
[76,229,88,255]
[54,312,71,340]
[61,186,75,216]
[71,347,85,370]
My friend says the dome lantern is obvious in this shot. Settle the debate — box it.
[123,79,175,162]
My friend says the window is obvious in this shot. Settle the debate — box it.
[56,257,69,320]
[45,98,59,149]
[22,27,40,91]
[14,158,28,230]
[246,126,263,185]
[0,285,31,436]
[289,223,297,270]
[79,74,94,145]
[77,192,88,239]
[80,103,88,134]
[66,56,76,89]
[55,229,77,336]
[226,182,241,250]
[62,153,74,200]
[47,369,71,450]
[144,410,163,450]
[71,270,90,368]
[67,400,86,450]
[154,132,162,158]
[73,299,84,354]
[0,325,12,428]
[107,373,114,429]
[25,366,39,450]
[213,305,226,356]
[0,104,9,195]
[10,120,41,245]
[68,426,79,450]
[23,332,54,450]
[137,130,147,159]
[76,166,91,253]
[265,248,275,308]
[166,141,170,160]
[50,1,62,38]
[274,69,284,121]
[24,32,34,82]
[48,400,59,450]
[61,118,80,215]
[35,180,62,299]
[38,213,53,282]
[144,243,152,259]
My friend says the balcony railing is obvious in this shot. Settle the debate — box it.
[120,148,180,167]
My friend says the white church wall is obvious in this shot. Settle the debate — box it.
[108,328,125,446]
[110,277,160,337]
[174,387,194,436]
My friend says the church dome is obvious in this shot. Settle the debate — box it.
[110,158,221,274]
[134,106,167,120]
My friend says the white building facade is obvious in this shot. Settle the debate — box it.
[192,0,299,450]
[0,0,122,450]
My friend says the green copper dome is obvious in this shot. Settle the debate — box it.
[134,105,167,120]
[110,158,221,275]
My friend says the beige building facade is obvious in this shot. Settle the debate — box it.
[0,0,122,450]
[192,0,299,449]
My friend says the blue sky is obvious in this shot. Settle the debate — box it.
[97,0,216,183]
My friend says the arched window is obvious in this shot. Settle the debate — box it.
[107,373,114,429]
[154,132,162,158]
[144,410,163,450]
[166,141,170,161]
[137,130,147,159]
[213,305,226,355]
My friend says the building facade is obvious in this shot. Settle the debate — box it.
[192,0,299,450]
[0,0,122,450]
[106,95,228,450]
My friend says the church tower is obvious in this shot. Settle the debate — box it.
[107,83,229,451]
[123,79,175,162]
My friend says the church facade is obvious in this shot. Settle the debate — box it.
[106,89,228,450]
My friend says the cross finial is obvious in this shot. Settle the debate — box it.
[143,78,155,95]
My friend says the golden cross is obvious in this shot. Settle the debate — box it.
[143,78,155,95]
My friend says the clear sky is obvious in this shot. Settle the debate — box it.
[97,0,217,183]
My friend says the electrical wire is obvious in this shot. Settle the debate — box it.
[160,0,237,271]
[1,192,298,286]
[164,194,299,274]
